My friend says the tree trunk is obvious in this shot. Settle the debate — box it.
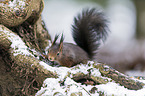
[0,0,145,96]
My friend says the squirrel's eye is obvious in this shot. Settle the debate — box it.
[57,52,60,56]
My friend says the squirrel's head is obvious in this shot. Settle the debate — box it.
[47,34,64,62]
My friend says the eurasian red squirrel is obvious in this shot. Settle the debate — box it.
[47,8,108,67]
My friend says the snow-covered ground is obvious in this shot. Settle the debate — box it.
[36,61,145,96]
[2,0,144,95]
[36,0,145,96]
[0,25,34,57]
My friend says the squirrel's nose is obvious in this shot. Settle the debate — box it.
[48,56,54,61]
[49,58,52,60]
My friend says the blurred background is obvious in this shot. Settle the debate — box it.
[42,0,145,76]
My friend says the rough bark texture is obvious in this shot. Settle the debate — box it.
[0,24,57,95]
[69,63,145,90]
[0,0,145,96]
[0,0,44,27]
[0,17,145,96]
[94,64,145,90]
[36,62,145,95]
[0,0,53,95]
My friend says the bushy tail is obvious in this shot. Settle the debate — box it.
[72,8,108,59]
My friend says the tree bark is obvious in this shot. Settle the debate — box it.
[0,0,145,96]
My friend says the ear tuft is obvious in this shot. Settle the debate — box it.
[60,33,64,44]
[59,33,64,53]
[52,34,60,45]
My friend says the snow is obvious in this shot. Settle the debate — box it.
[44,40,52,54]
[2,26,145,95]
[0,0,144,95]
[36,61,145,96]
[37,61,145,96]
[39,61,100,80]
[97,82,145,96]
[91,68,101,77]
[36,77,99,96]
[35,78,65,95]
[8,0,26,9]
[0,26,34,57]
[0,0,26,12]
[39,61,70,80]
[70,61,102,78]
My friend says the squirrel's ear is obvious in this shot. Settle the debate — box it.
[59,34,64,53]
[52,34,60,46]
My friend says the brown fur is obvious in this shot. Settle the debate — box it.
[47,8,108,67]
